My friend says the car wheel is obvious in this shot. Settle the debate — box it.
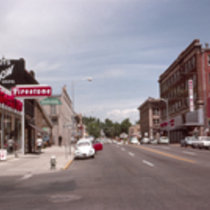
[92,155,95,158]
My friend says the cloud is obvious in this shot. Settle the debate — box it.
[106,108,139,124]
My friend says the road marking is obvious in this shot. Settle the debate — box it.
[129,152,134,157]
[143,160,154,167]
[161,146,171,150]
[138,146,196,164]
[121,148,125,151]
[182,151,196,156]
[19,173,33,181]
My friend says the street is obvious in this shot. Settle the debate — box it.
[1,143,210,210]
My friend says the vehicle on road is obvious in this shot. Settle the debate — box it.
[92,140,103,151]
[149,139,158,144]
[74,138,95,159]
[180,136,197,147]
[191,136,210,149]
[199,136,210,149]
[158,136,169,144]
[141,137,150,144]
[130,137,140,145]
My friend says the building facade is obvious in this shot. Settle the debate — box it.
[128,124,141,139]
[159,39,210,143]
[40,85,74,146]
[0,57,53,154]
[138,97,161,140]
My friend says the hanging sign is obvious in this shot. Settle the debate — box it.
[11,85,52,98]
[40,98,61,105]
[188,80,194,112]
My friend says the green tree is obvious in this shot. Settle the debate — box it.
[120,118,132,134]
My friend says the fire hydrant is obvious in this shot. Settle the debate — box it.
[50,155,56,169]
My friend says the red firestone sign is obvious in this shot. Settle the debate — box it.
[11,85,52,98]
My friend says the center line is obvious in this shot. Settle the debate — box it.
[143,160,154,167]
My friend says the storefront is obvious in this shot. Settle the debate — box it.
[160,109,204,143]
[0,57,52,154]
[0,85,22,154]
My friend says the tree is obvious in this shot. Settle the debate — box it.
[120,118,132,134]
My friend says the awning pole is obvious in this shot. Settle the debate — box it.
[22,99,25,154]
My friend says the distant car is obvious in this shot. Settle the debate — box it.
[130,137,140,145]
[191,136,210,149]
[141,137,150,144]
[201,136,210,149]
[74,138,95,159]
[158,136,169,144]
[92,140,103,151]
[149,139,158,144]
[199,136,210,149]
[180,136,197,147]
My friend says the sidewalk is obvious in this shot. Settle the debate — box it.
[0,145,75,177]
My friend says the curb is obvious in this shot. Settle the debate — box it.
[62,159,74,170]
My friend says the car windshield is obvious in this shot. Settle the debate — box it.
[78,142,90,147]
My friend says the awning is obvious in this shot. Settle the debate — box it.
[28,123,48,135]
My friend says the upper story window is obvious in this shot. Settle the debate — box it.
[153,108,159,115]
[208,55,210,66]
[51,105,56,115]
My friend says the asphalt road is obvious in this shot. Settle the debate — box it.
[0,143,210,210]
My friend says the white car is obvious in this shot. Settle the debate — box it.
[200,137,210,149]
[74,139,95,159]
[130,137,140,145]
[158,136,169,144]
[141,137,150,144]
[192,136,210,149]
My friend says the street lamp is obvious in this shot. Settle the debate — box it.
[72,77,92,143]
[160,98,170,142]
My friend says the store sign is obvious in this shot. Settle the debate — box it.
[12,85,52,98]
[40,98,61,105]
[0,150,7,160]
[188,80,194,112]
[0,57,24,88]
[0,90,23,111]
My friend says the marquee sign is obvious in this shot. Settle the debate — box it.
[12,85,52,98]
[188,80,194,112]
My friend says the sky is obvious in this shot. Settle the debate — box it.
[1,0,210,124]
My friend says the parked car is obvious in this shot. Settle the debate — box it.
[180,136,197,147]
[141,137,150,144]
[200,136,210,149]
[92,140,103,151]
[130,137,140,145]
[74,138,95,159]
[158,136,169,144]
[149,139,158,144]
[191,136,210,149]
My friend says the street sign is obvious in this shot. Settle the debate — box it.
[40,98,61,105]
[11,85,52,98]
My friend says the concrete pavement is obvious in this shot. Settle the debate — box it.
[0,145,75,177]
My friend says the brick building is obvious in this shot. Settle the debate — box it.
[138,97,161,140]
[159,39,210,143]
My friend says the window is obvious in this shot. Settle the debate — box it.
[209,73,210,84]
[51,105,56,115]
[208,55,210,66]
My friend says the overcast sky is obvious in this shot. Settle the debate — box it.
[1,0,210,124]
